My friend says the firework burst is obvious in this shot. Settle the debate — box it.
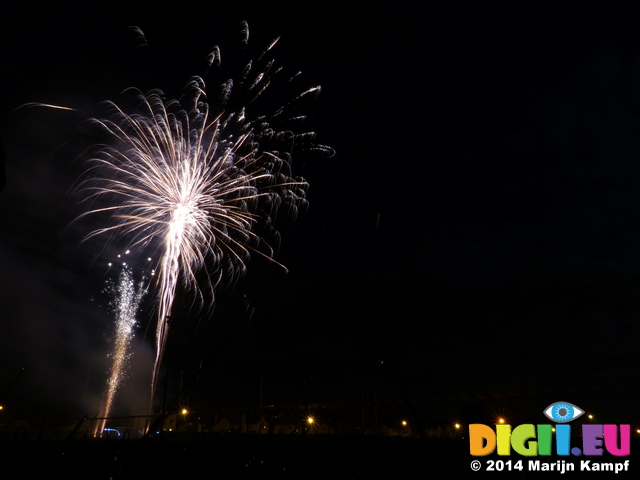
[77,23,331,404]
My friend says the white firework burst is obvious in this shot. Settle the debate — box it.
[77,23,330,403]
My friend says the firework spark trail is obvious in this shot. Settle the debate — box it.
[78,24,331,406]
[99,263,147,434]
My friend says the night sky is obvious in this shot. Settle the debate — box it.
[2,2,640,428]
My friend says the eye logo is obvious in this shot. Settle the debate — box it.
[543,401,584,423]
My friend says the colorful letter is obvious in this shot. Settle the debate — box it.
[511,424,537,456]
[537,424,552,456]
[604,425,630,456]
[469,424,496,456]
[497,424,511,455]
[582,424,604,456]
[556,424,571,455]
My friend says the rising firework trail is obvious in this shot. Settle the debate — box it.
[99,257,148,434]
[77,22,332,406]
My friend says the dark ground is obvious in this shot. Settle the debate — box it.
[0,435,635,479]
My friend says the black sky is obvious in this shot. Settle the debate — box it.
[2,2,640,426]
